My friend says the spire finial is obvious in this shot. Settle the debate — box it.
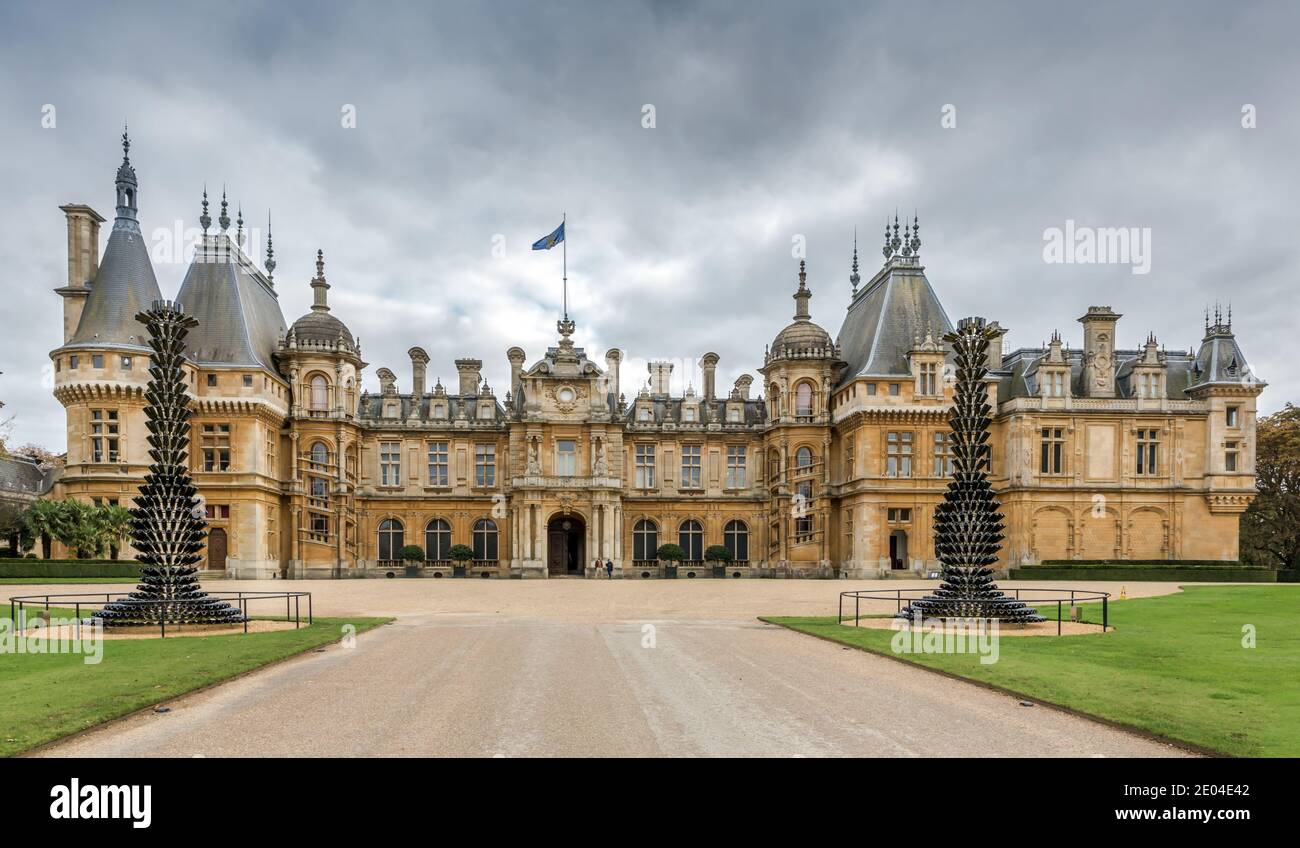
[219,186,230,232]
[311,249,330,312]
[850,229,861,296]
[882,218,892,260]
[793,259,811,320]
[910,213,921,255]
[264,211,276,284]
[890,212,902,256]
[121,123,130,163]
[236,203,245,247]
[199,184,211,234]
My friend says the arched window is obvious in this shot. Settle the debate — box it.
[795,382,813,416]
[310,375,329,411]
[425,518,451,562]
[795,446,813,470]
[724,520,749,562]
[769,385,781,418]
[378,518,404,561]
[633,519,659,561]
[473,519,498,561]
[678,519,704,561]
[310,441,329,467]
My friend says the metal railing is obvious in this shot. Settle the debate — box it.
[8,590,313,639]
[838,587,1110,635]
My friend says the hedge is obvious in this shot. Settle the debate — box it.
[1278,571,1300,584]
[1036,559,1254,568]
[1010,565,1277,583]
[0,560,142,578]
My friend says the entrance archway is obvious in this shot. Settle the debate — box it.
[547,515,586,576]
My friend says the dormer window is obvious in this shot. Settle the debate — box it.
[683,405,696,422]
[917,363,938,395]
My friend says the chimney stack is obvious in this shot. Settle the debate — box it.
[986,321,1007,371]
[733,374,753,400]
[700,352,719,400]
[456,358,483,396]
[604,349,623,405]
[1078,306,1122,398]
[57,204,106,344]
[507,347,526,401]
[648,360,674,395]
[408,347,429,396]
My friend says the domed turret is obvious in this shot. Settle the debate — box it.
[289,249,355,347]
[769,260,835,358]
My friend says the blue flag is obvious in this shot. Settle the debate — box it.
[532,222,565,250]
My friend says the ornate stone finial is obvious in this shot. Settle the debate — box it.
[891,213,902,256]
[264,211,276,284]
[121,123,130,162]
[850,230,861,296]
[199,184,211,234]
[910,214,921,255]
[236,203,245,247]
[882,218,892,260]
[793,260,812,321]
[219,186,230,232]
[310,249,330,312]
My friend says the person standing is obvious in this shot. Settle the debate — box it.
[605,558,614,580]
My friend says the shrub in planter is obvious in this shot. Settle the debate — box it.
[449,544,475,577]
[399,544,425,577]
[657,543,684,579]
[704,544,733,577]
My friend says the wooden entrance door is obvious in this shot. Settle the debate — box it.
[547,526,567,576]
[207,527,228,570]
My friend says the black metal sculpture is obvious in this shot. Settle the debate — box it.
[94,301,247,628]
[897,317,1043,623]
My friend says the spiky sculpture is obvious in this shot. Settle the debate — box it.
[897,317,1043,623]
[94,301,247,628]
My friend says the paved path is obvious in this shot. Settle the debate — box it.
[37,612,1188,758]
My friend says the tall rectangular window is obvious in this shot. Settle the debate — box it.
[201,423,231,471]
[1040,427,1065,475]
[635,444,656,488]
[90,409,119,463]
[379,441,401,486]
[1226,406,1239,428]
[919,363,938,395]
[933,431,954,477]
[680,444,702,488]
[1136,429,1159,476]
[1225,441,1239,472]
[844,436,855,480]
[555,439,577,476]
[726,445,746,488]
[427,441,449,486]
[475,444,496,486]
[886,431,913,477]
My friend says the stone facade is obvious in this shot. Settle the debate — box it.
[43,142,1267,577]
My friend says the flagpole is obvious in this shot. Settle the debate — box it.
[562,212,568,320]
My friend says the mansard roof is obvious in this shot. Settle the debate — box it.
[835,255,953,384]
[621,394,766,427]
[357,391,506,424]
[176,235,287,371]
[1188,319,1264,390]
[998,346,1201,402]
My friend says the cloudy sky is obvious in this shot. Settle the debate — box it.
[1,0,1296,450]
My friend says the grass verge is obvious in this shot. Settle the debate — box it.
[762,586,1300,757]
[1,605,389,756]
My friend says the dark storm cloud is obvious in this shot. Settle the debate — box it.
[1,0,1296,449]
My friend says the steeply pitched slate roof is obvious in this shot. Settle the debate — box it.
[835,259,953,384]
[66,217,162,350]
[999,347,1203,401]
[176,237,287,371]
[0,455,55,497]
[357,393,505,422]
[1188,327,1263,389]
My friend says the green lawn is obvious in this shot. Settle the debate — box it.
[1,606,389,756]
[764,586,1300,757]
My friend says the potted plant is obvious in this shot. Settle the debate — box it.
[704,544,733,578]
[449,544,475,577]
[399,544,425,577]
[656,543,684,579]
